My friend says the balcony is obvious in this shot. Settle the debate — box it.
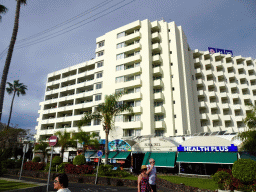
[117,32,141,44]
[118,66,142,77]
[211,114,219,121]
[154,106,164,114]
[152,43,162,53]
[152,55,162,64]
[197,90,205,97]
[196,79,204,86]
[117,43,141,55]
[215,61,222,68]
[209,103,217,109]
[115,79,142,89]
[121,92,142,101]
[208,92,216,98]
[194,58,200,64]
[153,66,163,75]
[206,80,214,86]
[199,114,207,120]
[122,121,142,129]
[220,93,228,99]
[116,54,142,66]
[154,92,164,100]
[151,21,160,30]
[223,115,231,121]
[205,70,213,76]
[222,104,229,109]
[218,82,226,87]
[234,116,243,122]
[195,68,202,75]
[151,32,161,41]
[153,79,164,87]
[155,121,165,129]
[198,101,206,109]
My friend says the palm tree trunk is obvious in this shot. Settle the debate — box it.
[0,0,21,121]
[7,91,16,129]
[104,129,109,165]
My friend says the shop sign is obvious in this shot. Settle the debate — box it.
[117,160,125,164]
[177,144,238,152]
[112,159,116,163]
[208,47,233,56]
[94,158,99,162]
[86,158,91,162]
[109,139,131,151]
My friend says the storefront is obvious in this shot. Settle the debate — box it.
[132,136,178,173]
[176,136,238,175]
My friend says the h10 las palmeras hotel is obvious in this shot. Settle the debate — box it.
[34,19,256,174]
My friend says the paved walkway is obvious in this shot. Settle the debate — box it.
[1,174,138,192]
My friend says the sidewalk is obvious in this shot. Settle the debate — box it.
[0,176,47,192]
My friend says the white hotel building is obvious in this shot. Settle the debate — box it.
[35,19,256,143]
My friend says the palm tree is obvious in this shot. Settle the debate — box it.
[34,140,50,163]
[77,92,133,164]
[55,129,77,159]
[232,104,256,155]
[6,80,27,129]
[0,4,8,22]
[73,128,100,154]
[0,0,27,121]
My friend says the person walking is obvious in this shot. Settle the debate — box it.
[138,165,153,192]
[54,173,71,192]
[146,158,157,192]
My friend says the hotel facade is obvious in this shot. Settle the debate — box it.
[35,19,256,145]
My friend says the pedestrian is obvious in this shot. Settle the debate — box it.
[138,165,153,192]
[54,173,71,192]
[146,158,157,192]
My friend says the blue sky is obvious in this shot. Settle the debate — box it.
[0,0,255,135]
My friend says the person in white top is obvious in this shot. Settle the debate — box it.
[54,173,71,192]
[146,158,157,192]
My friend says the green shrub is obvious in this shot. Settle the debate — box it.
[98,164,114,176]
[32,156,41,163]
[44,162,52,172]
[52,156,62,167]
[232,159,256,184]
[73,155,85,165]
[212,170,231,190]
[14,159,22,169]
[3,159,16,169]
[57,162,70,173]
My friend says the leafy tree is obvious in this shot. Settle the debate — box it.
[6,80,27,129]
[55,129,77,159]
[34,140,50,163]
[233,104,256,155]
[73,128,100,154]
[0,0,27,121]
[77,92,132,164]
[0,4,8,22]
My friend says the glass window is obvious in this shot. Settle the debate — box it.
[135,115,141,121]
[134,51,140,55]
[97,61,103,68]
[135,100,141,106]
[115,88,124,94]
[96,83,102,89]
[97,41,105,48]
[135,87,141,92]
[116,53,124,60]
[115,115,123,122]
[117,32,125,38]
[96,72,102,78]
[95,94,101,101]
[126,76,134,82]
[155,130,164,136]
[134,63,140,67]
[117,42,125,49]
[135,129,141,136]
[94,119,101,125]
[116,64,124,71]
[127,88,134,94]
[135,75,140,80]
[115,76,124,83]
[154,115,164,121]
[97,51,104,57]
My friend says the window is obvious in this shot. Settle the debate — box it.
[116,64,124,71]
[115,88,124,93]
[97,51,104,57]
[94,119,101,125]
[153,89,162,93]
[127,88,134,94]
[174,115,176,118]
[173,101,175,104]
[97,61,103,68]
[97,41,104,48]
[96,72,102,78]
[172,87,175,91]
[117,42,125,49]
[171,63,173,66]
[135,75,141,80]
[134,62,140,67]
[135,115,141,121]
[135,129,141,136]
[155,130,164,136]
[96,83,102,89]
[134,51,140,55]
[126,76,134,82]
[115,76,124,83]
[170,51,172,54]
[117,32,125,38]
[135,100,141,106]
[154,101,163,106]
[154,115,164,121]
[135,87,141,92]
[116,53,124,60]
[95,94,101,101]
[115,115,123,122]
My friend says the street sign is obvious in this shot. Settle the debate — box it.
[23,144,29,153]
[97,150,103,157]
[49,136,58,146]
